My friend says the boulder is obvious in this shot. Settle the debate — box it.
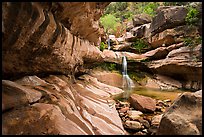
[127,110,143,120]
[157,90,202,135]
[130,23,151,39]
[132,13,152,27]
[125,33,138,42]
[151,114,163,126]
[129,94,156,113]
[150,6,188,36]
[143,47,169,60]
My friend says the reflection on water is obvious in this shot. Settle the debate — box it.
[115,86,191,101]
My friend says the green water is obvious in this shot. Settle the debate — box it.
[115,86,191,101]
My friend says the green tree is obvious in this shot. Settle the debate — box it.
[100,14,121,35]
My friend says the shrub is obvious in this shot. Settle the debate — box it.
[185,6,199,26]
[184,36,202,47]
[98,63,117,71]
[100,42,107,51]
[131,39,149,53]
[132,2,160,17]
[141,2,160,17]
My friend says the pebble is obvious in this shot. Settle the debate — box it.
[119,107,129,113]
[125,120,142,130]
[127,110,143,120]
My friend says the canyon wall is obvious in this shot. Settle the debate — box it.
[2,2,109,79]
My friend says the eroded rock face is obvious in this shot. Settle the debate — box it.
[157,90,202,135]
[149,25,199,48]
[143,42,184,60]
[102,50,148,64]
[2,2,109,79]
[52,2,110,45]
[146,44,202,90]
[2,75,125,135]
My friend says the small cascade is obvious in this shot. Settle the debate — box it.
[122,56,135,99]
[107,38,111,50]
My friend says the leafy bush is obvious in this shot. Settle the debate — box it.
[184,36,202,47]
[139,2,160,17]
[100,42,107,51]
[185,6,199,26]
[131,39,149,53]
[130,2,160,17]
[184,37,193,46]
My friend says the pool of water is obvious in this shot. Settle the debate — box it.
[114,86,191,101]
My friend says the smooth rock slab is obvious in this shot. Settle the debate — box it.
[2,80,42,112]
[2,75,125,135]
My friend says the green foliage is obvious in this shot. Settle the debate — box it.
[185,6,199,26]
[129,2,160,17]
[98,63,117,71]
[100,42,107,51]
[131,39,149,53]
[105,2,128,19]
[100,14,121,35]
[184,36,202,47]
[140,58,150,62]
[184,37,193,46]
[138,2,160,17]
[128,71,146,82]
[163,2,189,6]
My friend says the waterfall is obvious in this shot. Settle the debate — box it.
[122,56,135,99]
[108,38,111,50]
